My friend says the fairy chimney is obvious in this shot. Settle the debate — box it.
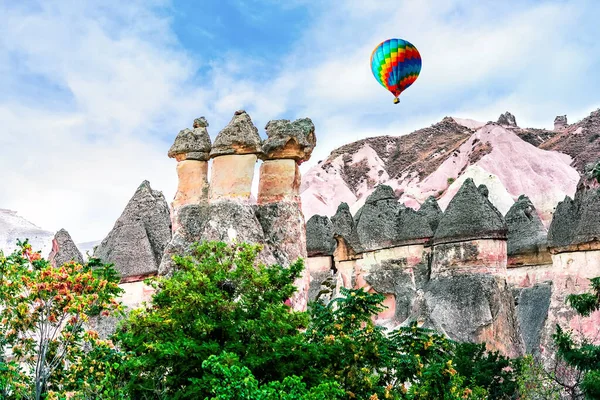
[258,118,316,204]
[168,117,211,231]
[209,110,262,201]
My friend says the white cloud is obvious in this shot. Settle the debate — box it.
[1,0,599,245]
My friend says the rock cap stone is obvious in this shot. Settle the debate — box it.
[210,110,262,157]
[505,195,547,257]
[168,117,212,161]
[433,178,507,244]
[262,118,316,162]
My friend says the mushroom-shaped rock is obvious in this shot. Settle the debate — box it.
[397,208,434,244]
[497,112,517,127]
[48,229,84,267]
[355,185,403,251]
[262,118,316,162]
[168,118,212,161]
[505,195,548,258]
[210,110,262,157]
[306,215,336,257]
[433,178,507,244]
[418,196,443,233]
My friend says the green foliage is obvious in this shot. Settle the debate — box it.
[195,352,345,399]
[515,355,562,399]
[0,240,124,400]
[454,342,521,399]
[447,177,456,185]
[1,239,542,399]
[115,241,310,398]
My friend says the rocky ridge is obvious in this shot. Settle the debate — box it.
[300,111,600,227]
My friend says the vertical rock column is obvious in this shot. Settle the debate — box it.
[168,117,211,232]
[424,179,522,357]
[209,110,262,202]
[256,118,316,311]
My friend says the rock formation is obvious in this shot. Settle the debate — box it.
[168,117,211,231]
[548,167,600,252]
[301,112,584,227]
[355,185,403,251]
[433,179,506,245]
[497,111,517,127]
[554,115,567,131]
[48,229,84,267]
[94,181,171,281]
[305,215,335,257]
[418,196,443,233]
[209,111,262,201]
[160,111,315,311]
[505,195,550,266]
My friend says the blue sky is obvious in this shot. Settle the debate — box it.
[1,0,599,243]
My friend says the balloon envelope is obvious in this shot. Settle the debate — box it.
[370,38,421,101]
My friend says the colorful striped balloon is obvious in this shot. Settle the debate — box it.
[370,38,422,104]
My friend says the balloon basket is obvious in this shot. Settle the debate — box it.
[393,98,400,104]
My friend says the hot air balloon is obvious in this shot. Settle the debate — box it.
[370,38,422,104]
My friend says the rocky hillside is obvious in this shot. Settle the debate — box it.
[0,209,53,255]
[301,111,599,225]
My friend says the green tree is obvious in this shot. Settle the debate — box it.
[0,240,124,400]
[453,342,521,399]
[116,241,312,398]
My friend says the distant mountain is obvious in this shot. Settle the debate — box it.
[300,110,599,226]
[0,209,53,255]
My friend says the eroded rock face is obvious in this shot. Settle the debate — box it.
[515,283,552,355]
[160,202,274,275]
[168,120,212,161]
[423,274,522,357]
[418,196,443,233]
[94,181,171,280]
[262,118,316,162]
[505,195,549,265]
[355,185,403,251]
[434,178,507,244]
[48,229,84,267]
[497,112,517,127]
[210,110,262,157]
[306,215,336,257]
[255,201,309,310]
[255,201,307,266]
